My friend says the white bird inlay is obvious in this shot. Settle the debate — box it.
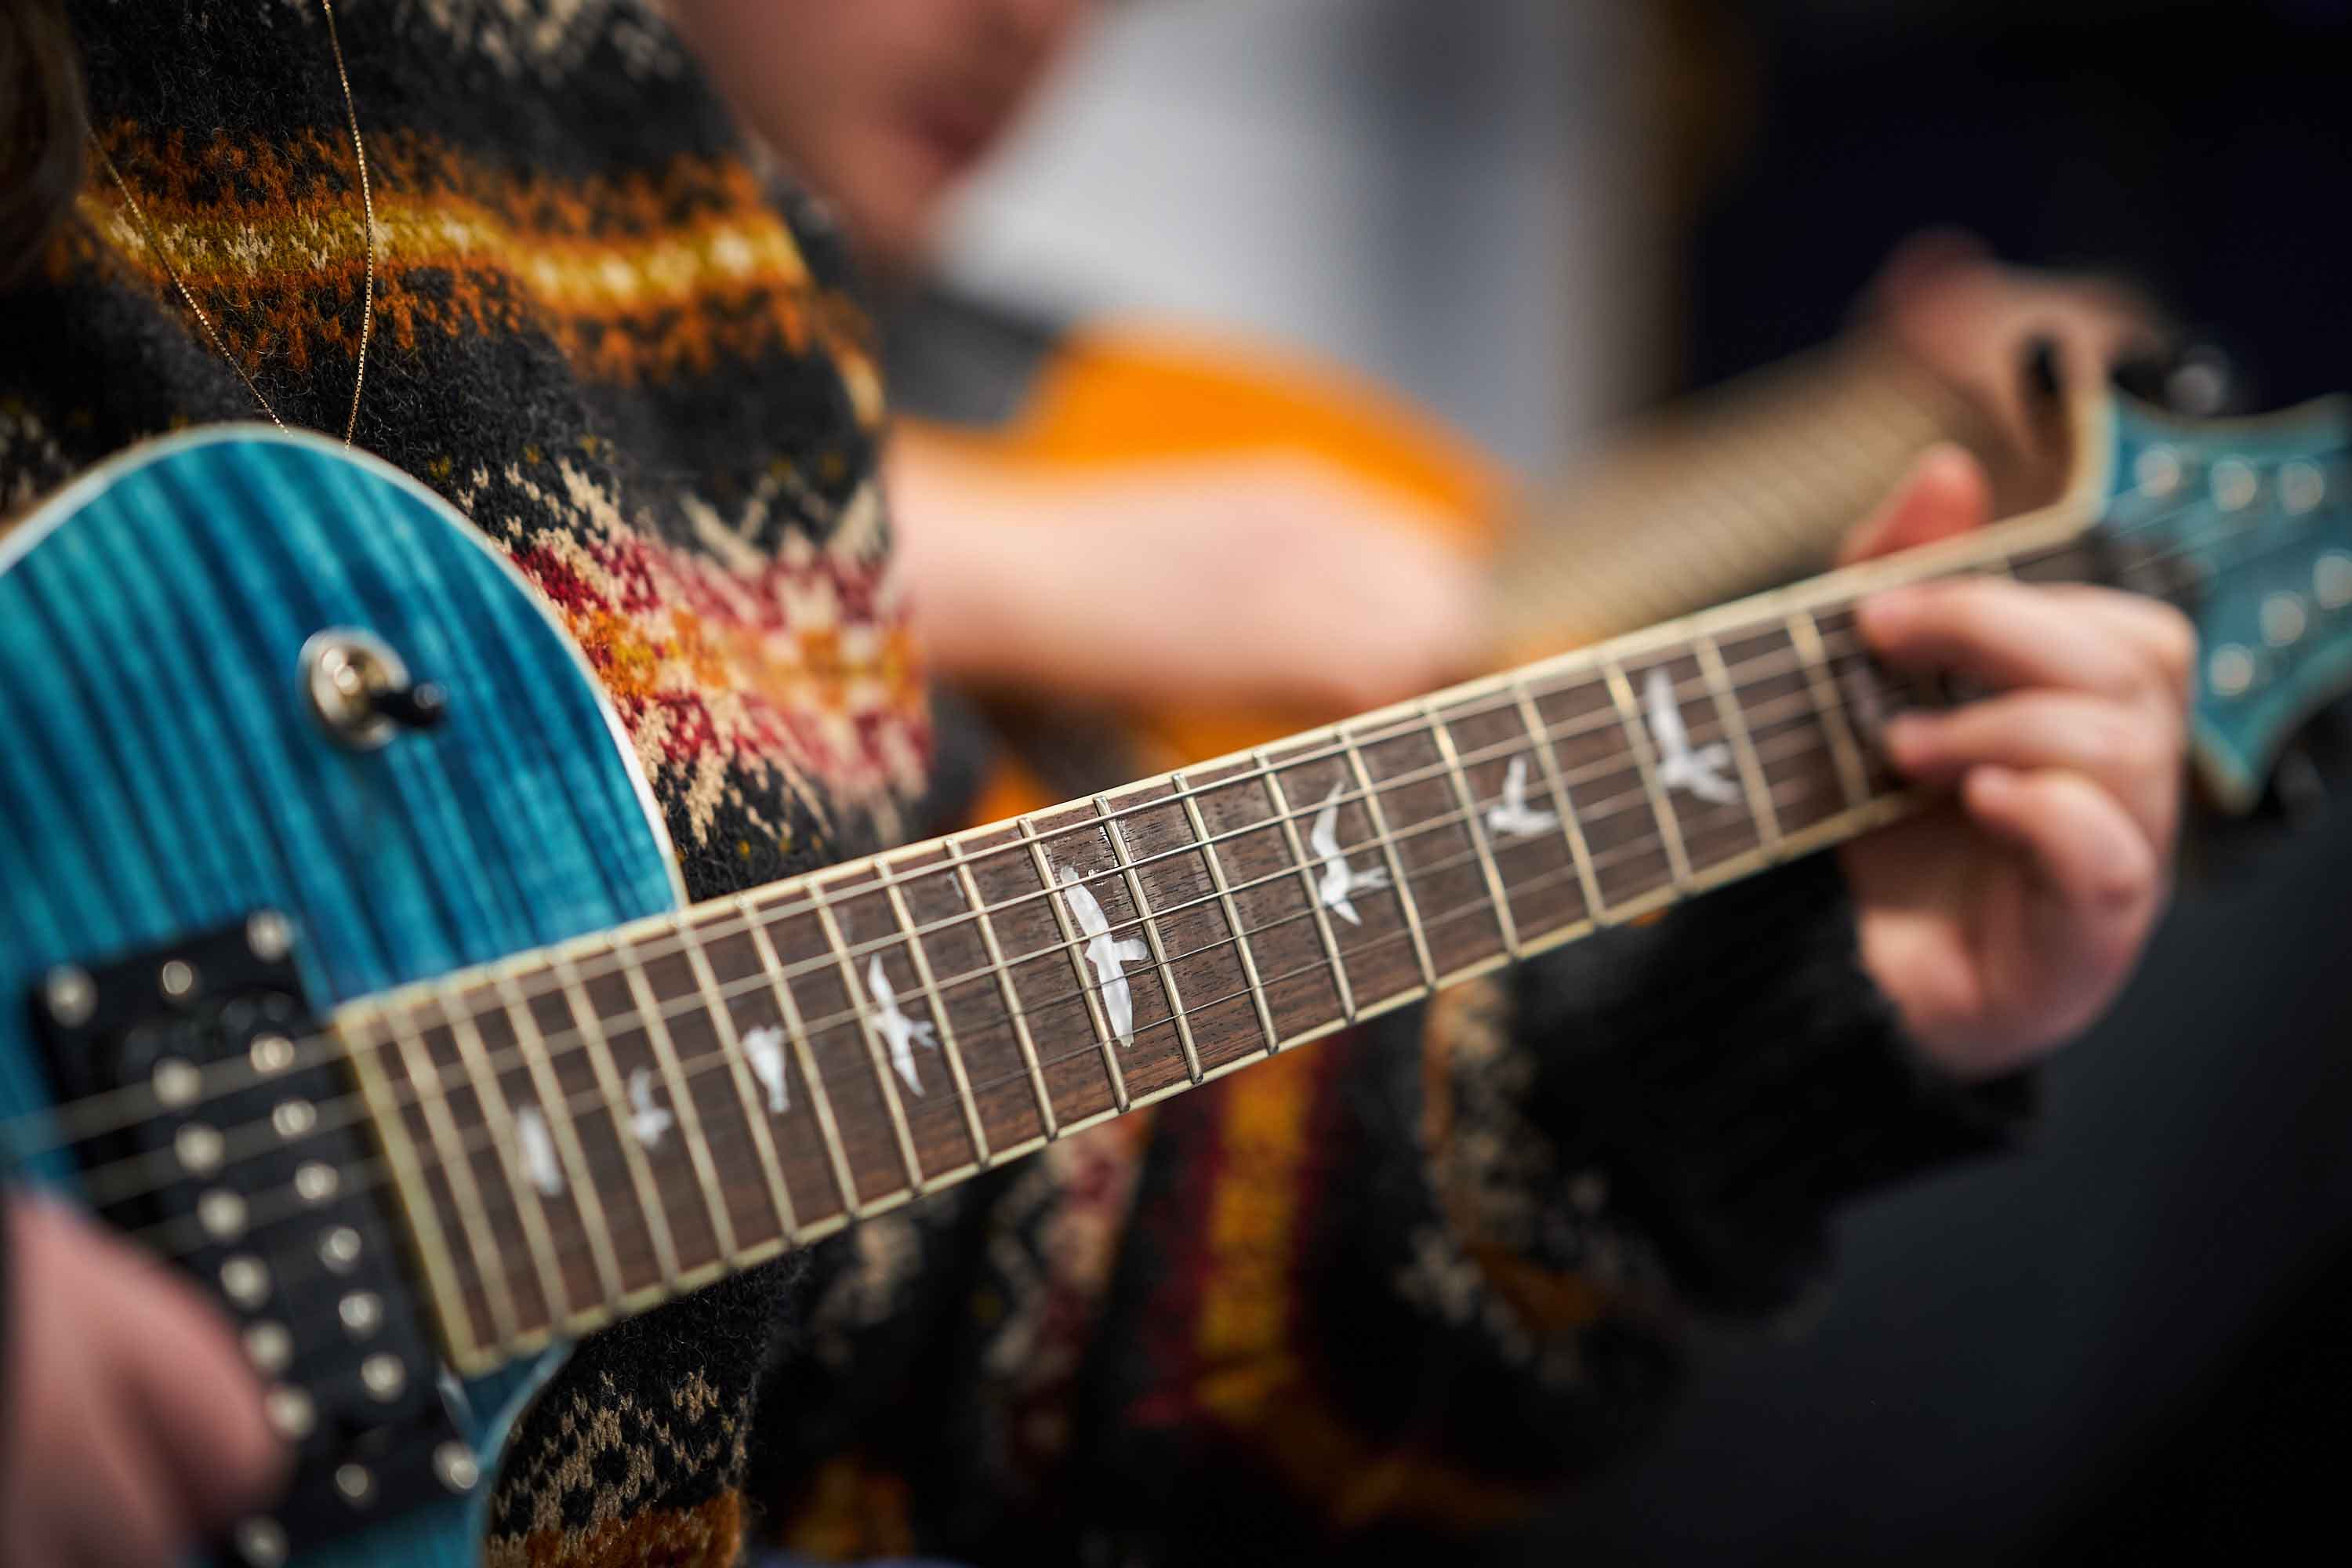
[626,1067,673,1149]
[1061,868,1149,1046]
[862,955,938,1095]
[1484,755,1559,839]
[1642,668,1739,804]
[1309,782,1389,926]
[742,1024,791,1113]
[515,1106,563,1196]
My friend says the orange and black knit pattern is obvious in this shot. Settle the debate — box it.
[4,4,923,1566]
[2,6,2031,1566]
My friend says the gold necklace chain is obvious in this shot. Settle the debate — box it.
[89,0,376,445]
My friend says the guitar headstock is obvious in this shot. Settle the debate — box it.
[2092,392,2352,813]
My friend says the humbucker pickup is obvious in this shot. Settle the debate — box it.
[28,913,479,1566]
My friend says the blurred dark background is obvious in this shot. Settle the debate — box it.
[1545,1,2352,1559]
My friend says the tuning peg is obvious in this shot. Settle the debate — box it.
[2112,336,2242,419]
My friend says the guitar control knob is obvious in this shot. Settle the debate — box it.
[299,630,446,750]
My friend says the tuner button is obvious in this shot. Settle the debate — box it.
[2134,446,2183,498]
[2209,644,2258,699]
[158,959,198,1003]
[2283,461,2327,516]
[2315,553,2352,611]
[273,1098,318,1139]
[2212,459,2259,513]
[2262,593,2309,648]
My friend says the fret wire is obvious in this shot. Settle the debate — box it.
[1340,733,1437,988]
[676,919,801,1245]
[1017,815,1132,1112]
[736,893,866,1219]
[513,767,1900,1190]
[1601,656,1696,888]
[142,652,1914,1249]
[59,507,2103,1180]
[495,971,626,1307]
[942,836,1061,1138]
[438,996,572,1334]
[549,953,684,1286]
[613,935,740,1266]
[1254,749,1358,1031]
[153,756,1912,1301]
[810,889,929,1194]
[1094,798,1203,1087]
[1508,676,1611,925]
[880,873,993,1160]
[379,1011,522,1348]
[336,1018,481,1362]
[1174,768,1280,1057]
[1417,705,1523,959]
[38,630,1921,1207]
[1787,609,1872,809]
[1694,631,1784,857]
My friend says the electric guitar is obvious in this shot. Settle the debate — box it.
[1,386,2342,1566]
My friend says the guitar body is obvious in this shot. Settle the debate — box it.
[905,319,1976,822]
[0,427,685,1566]
[903,324,1512,821]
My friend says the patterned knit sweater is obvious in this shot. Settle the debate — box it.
[0,5,2026,1565]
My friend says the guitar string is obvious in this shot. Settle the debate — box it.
[68,648,1910,1222]
[68,649,1904,1225]
[9,622,1916,1174]
[1,419,2311,1161]
[81,487,2274,1333]
[0,477,2245,1181]
[0,613,1908,1161]
[127,753,1882,1330]
[86,655,1918,1253]
[9,512,2076,1170]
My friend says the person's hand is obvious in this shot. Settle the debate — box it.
[1867,228,2169,468]
[1836,447,2192,1080]
[2,1195,286,1566]
[890,444,1486,713]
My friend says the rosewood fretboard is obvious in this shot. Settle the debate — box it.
[337,506,2104,1372]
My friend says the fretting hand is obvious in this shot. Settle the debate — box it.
[1838,446,2193,1080]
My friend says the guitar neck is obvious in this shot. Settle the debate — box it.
[1488,334,2015,654]
[336,494,2109,1374]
